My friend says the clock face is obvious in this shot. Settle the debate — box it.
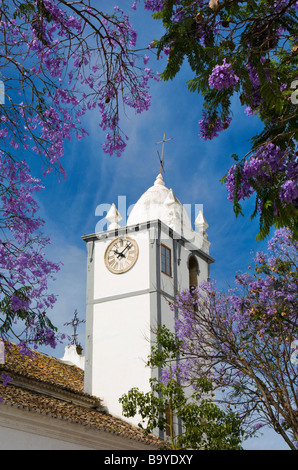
[104,237,139,274]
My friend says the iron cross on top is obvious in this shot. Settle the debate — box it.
[155,132,173,173]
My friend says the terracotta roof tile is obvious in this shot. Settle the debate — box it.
[1,342,84,393]
[0,342,163,447]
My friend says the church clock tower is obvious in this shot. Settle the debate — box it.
[82,173,214,425]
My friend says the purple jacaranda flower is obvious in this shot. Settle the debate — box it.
[208,59,239,91]
[1,373,12,386]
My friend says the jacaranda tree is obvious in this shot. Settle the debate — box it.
[120,324,245,450]
[0,0,158,351]
[0,0,296,358]
[173,228,298,449]
[136,0,298,240]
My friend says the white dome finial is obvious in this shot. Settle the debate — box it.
[195,210,209,232]
[106,203,122,230]
[154,173,165,186]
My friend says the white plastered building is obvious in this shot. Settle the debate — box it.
[82,173,214,435]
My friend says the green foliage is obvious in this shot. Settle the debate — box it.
[149,0,298,240]
[119,325,245,450]
[0,286,57,345]
[0,287,31,336]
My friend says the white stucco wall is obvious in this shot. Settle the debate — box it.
[0,422,90,450]
[84,221,212,427]
[93,231,150,300]
[92,293,152,423]
[0,404,152,450]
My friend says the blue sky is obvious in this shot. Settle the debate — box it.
[32,2,288,450]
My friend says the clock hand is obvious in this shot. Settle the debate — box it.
[113,249,125,258]
[118,242,132,257]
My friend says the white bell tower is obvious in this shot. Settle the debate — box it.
[82,173,214,425]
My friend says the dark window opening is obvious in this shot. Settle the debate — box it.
[161,244,171,277]
[189,255,198,290]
